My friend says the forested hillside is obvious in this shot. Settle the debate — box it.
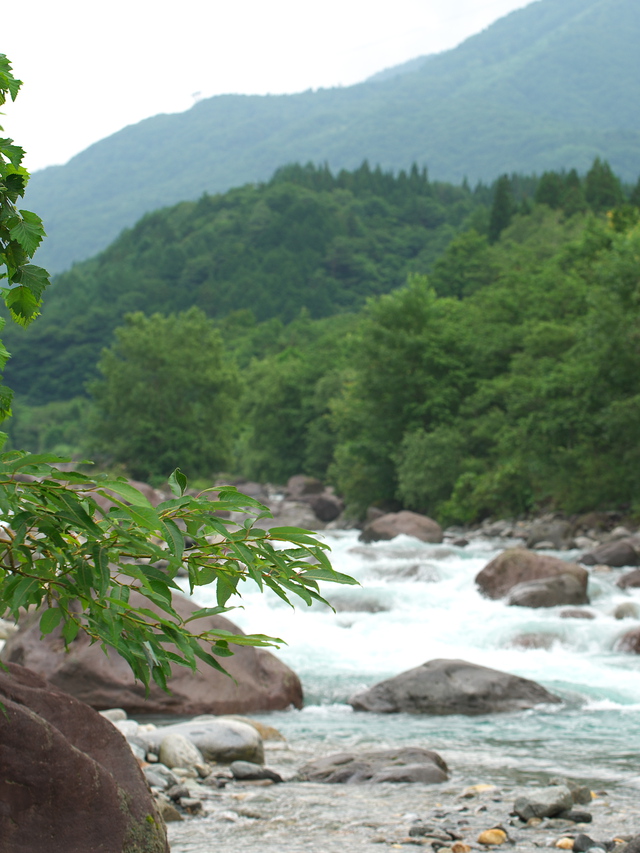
[26,0,640,272]
[4,162,491,403]
[6,159,640,523]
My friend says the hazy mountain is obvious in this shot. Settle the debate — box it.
[26,0,640,272]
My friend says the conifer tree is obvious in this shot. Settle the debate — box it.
[488,175,514,243]
[585,157,623,211]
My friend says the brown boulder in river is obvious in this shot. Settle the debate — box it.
[0,662,168,853]
[349,658,561,715]
[475,548,588,600]
[1,591,303,716]
[360,510,443,543]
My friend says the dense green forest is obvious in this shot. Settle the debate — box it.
[4,162,495,403]
[26,0,640,273]
[6,159,640,523]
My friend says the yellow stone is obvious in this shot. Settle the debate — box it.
[452,843,472,853]
[463,784,498,797]
[556,838,574,849]
[478,829,508,846]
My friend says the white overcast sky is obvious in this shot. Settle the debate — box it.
[3,0,534,173]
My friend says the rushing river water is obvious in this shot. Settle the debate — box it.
[168,530,640,851]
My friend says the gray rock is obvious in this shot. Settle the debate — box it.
[113,719,140,738]
[99,708,127,722]
[349,658,560,715]
[230,760,283,782]
[557,809,593,822]
[309,493,344,522]
[581,540,639,568]
[128,741,147,762]
[143,764,179,790]
[513,785,574,819]
[137,718,264,764]
[506,573,590,608]
[526,521,572,550]
[158,733,205,770]
[297,747,448,784]
[360,510,443,544]
[618,835,640,853]
[573,834,599,852]
[285,475,324,499]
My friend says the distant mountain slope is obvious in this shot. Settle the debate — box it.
[26,0,640,272]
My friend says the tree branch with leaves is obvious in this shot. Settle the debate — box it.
[0,54,356,691]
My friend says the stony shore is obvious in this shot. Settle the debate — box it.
[165,738,639,853]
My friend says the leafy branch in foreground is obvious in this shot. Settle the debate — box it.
[0,55,50,326]
[0,456,356,690]
[0,54,357,693]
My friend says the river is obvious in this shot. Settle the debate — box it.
[167,530,640,851]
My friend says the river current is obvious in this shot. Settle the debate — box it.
[168,530,640,851]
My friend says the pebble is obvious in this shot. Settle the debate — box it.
[556,838,574,849]
[462,785,499,798]
[478,828,508,845]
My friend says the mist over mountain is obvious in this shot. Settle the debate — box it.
[26,0,640,272]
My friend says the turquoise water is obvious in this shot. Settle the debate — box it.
[184,530,640,790]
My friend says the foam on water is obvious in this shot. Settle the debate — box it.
[181,530,640,786]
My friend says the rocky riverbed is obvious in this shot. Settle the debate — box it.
[164,736,638,853]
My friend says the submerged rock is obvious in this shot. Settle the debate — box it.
[476,549,588,601]
[349,658,560,715]
[616,570,640,589]
[297,747,448,784]
[615,628,640,654]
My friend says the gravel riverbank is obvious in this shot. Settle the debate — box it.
[167,741,638,853]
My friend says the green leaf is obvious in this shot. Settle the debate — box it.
[39,607,62,635]
[0,139,24,167]
[184,605,232,623]
[168,468,188,497]
[61,618,80,644]
[96,479,154,508]
[300,568,359,585]
[7,211,45,255]
[161,518,184,560]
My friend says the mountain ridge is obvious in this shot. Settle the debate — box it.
[25,0,640,272]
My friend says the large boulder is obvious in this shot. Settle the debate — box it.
[506,573,590,607]
[349,658,561,715]
[525,520,572,550]
[297,747,448,784]
[360,510,443,544]
[137,717,264,764]
[475,548,588,600]
[581,539,639,567]
[2,591,302,715]
[0,662,168,853]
